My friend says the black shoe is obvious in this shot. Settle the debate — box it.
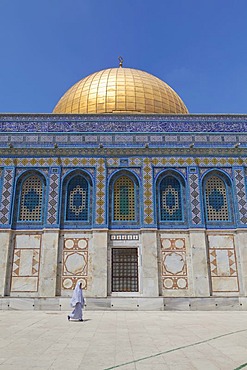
[67,315,70,321]
[79,319,83,321]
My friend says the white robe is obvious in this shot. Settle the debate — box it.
[70,302,83,320]
[69,282,85,320]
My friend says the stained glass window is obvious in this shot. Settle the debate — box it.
[66,175,89,221]
[113,176,135,221]
[19,175,43,222]
[205,176,229,221]
[160,176,182,221]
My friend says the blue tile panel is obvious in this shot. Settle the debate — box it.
[0,167,15,226]
[234,168,247,224]
[189,172,202,225]
[66,175,89,221]
[160,176,182,221]
[0,114,247,133]
[47,168,60,226]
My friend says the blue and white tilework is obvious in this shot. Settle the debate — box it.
[46,168,60,226]
[189,171,202,225]
[0,167,15,225]
[234,168,247,224]
[143,158,154,225]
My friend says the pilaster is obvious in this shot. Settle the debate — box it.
[190,230,210,296]
[39,230,59,297]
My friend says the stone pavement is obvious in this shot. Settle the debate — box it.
[0,310,247,370]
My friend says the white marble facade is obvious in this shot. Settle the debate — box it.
[0,229,245,301]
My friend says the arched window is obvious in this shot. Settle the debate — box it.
[18,175,44,222]
[204,175,230,222]
[66,175,89,221]
[113,175,136,221]
[159,176,182,221]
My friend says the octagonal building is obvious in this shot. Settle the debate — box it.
[0,64,247,311]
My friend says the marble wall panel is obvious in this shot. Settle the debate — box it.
[62,237,89,291]
[190,231,210,296]
[0,232,12,296]
[10,234,41,293]
[141,232,159,296]
[208,234,239,293]
[15,234,41,249]
[160,237,188,291]
[11,277,38,292]
[235,232,247,295]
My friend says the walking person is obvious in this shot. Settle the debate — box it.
[68,281,85,321]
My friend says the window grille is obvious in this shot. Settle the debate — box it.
[112,248,138,292]
[19,176,43,221]
[160,176,182,221]
[113,176,135,221]
[205,176,229,221]
[66,176,88,221]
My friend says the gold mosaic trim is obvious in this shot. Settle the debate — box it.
[0,156,245,167]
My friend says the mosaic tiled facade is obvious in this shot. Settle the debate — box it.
[0,113,247,304]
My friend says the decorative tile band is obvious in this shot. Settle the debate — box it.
[143,158,154,225]
[47,169,60,225]
[0,167,15,225]
[0,156,246,168]
[189,172,202,225]
[1,114,247,133]
[95,158,106,225]
[234,168,247,224]
[110,234,139,241]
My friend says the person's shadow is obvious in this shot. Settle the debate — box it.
[69,319,91,322]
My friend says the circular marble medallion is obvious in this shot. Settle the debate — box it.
[163,278,173,289]
[175,239,184,249]
[177,278,187,289]
[63,278,73,289]
[78,239,87,249]
[162,239,171,249]
[65,239,74,249]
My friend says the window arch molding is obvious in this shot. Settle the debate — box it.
[201,169,235,225]
[155,170,186,226]
[61,169,93,227]
[108,169,140,227]
[13,170,47,227]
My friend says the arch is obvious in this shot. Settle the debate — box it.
[13,170,46,225]
[202,170,233,224]
[61,170,93,226]
[109,170,140,226]
[156,170,185,224]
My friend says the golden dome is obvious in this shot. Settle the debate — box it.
[53,67,188,114]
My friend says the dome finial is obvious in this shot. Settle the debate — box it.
[118,56,124,68]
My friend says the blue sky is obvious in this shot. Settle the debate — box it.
[0,0,247,114]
